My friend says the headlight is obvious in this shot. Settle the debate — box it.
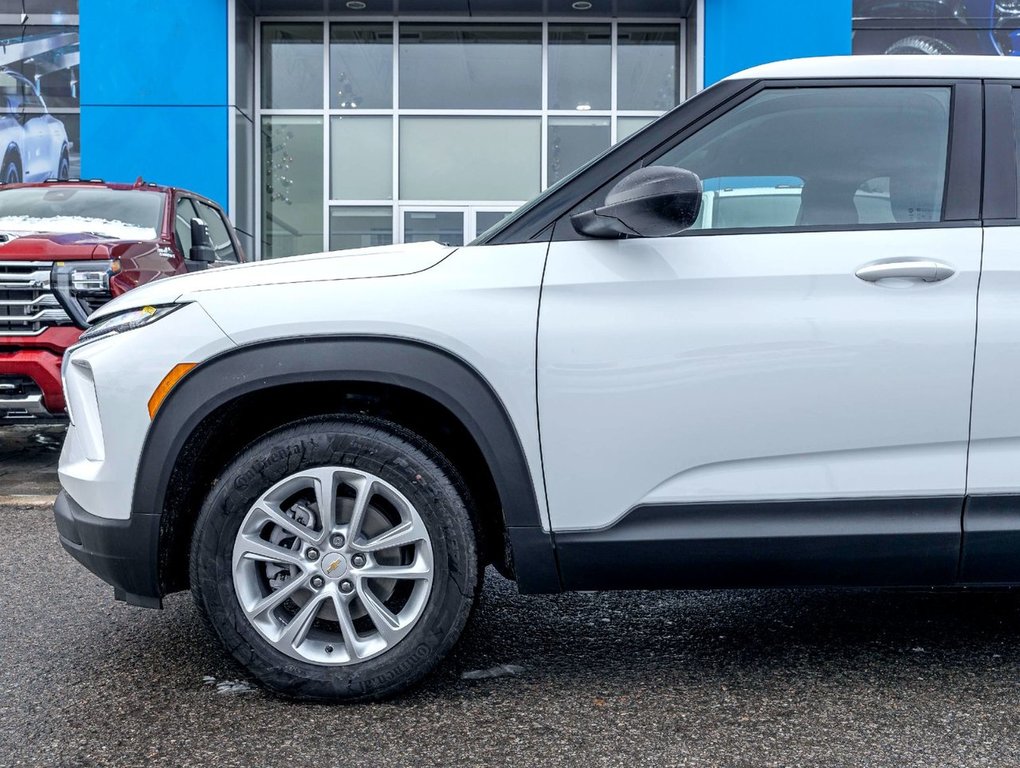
[51,260,120,327]
[998,0,1020,16]
[77,304,184,344]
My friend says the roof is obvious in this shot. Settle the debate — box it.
[727,55,1020,82]
[2,179,174,195]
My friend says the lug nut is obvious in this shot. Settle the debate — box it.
[310,575,325,589]
[305,548,320,561]
[339,580,354,594]
[330,534,345,548]
[351,554,367,568]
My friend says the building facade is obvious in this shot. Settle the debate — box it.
[18,1,1016,260]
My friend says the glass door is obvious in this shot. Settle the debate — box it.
[400,206,516,245]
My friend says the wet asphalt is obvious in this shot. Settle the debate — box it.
[4,430,1020,766]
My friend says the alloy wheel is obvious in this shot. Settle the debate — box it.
[231,467,434,666]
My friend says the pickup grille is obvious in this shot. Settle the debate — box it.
[0,261,72,336]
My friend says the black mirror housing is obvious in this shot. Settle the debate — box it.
[571,166,703,239]
[188,217,216,262]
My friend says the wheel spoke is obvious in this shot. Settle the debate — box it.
[358,519,428,553]
[347,475,375,542]
[310,468,339,539]
[255,502,318,545]
[276,591,328,650]
[237,536,305,567]
[330,593,372,661]
[247,573,306,619]
[362,557,431,581]
[357,583,401,642]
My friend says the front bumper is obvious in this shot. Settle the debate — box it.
[0,328,81,420]
[54,489,163,608]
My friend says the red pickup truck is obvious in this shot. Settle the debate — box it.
[0,179,245,422]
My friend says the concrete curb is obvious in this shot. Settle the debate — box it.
[0,495,56,509]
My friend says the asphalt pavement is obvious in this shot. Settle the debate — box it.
[4,429,1020,766]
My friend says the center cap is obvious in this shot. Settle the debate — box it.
[320,553,347,579]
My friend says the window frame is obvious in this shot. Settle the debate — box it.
[194,198,242,263]
[175,192,246,263]
[483,77,983,245]
[982,80,1020,225]
[173,195,199,257]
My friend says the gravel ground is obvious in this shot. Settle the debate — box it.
[0,426,63,498]
[3,503,1020,767]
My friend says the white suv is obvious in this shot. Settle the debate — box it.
[55,56,1020,701]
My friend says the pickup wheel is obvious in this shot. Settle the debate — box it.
[189,415,480,702]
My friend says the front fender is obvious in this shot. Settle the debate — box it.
[134,335,561,594]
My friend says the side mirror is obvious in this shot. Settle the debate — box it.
[188,218,216,263]
[571,166,703,239]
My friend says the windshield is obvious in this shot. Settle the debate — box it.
[0,187,164,240]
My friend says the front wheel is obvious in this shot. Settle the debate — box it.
[189,415,480,701]
[57,149,69,180]
[1,156,19,185]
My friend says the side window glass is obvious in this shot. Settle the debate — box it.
[689,176,804,230]
[195,200,240,262]
[175,197,198,255]
[855,177,895,225]
[650,87,951,232]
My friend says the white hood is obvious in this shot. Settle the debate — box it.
[92,241,456,322]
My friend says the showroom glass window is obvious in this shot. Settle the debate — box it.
[651,87,951,231]
[258,18,684,259]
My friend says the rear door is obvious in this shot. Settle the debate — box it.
[962,82,1020,582]
[539,81,984,589]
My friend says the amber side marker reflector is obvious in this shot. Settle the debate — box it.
[148,363,197,419]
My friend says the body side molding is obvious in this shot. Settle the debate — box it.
[556,497,965,590]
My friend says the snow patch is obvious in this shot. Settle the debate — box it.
[202,675,256,695]
[0,215,156,240]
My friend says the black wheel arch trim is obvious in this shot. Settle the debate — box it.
[133,334,561,595]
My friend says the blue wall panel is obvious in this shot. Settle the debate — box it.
[705,0,853,85]
[81,106,228,206]
[80,0,229,206]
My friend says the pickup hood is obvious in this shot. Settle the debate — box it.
[92,241,457,321]
[0,231,134,261]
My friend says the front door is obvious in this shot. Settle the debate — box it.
[538,82,983,589]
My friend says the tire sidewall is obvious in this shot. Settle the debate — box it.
[191,417,478,701]
[3,158,18,184]
[884,35,955,55]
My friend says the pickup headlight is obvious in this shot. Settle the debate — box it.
[77,304,184,344]
[52,260,120,327]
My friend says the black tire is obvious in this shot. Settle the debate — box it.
[57,149,69,180]
[189,415,481,702]
[884,35,956,55]
[1,155,19,185]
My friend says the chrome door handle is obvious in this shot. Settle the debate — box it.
[855,259,955,283]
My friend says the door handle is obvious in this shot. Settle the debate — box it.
[855,259,955,283]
